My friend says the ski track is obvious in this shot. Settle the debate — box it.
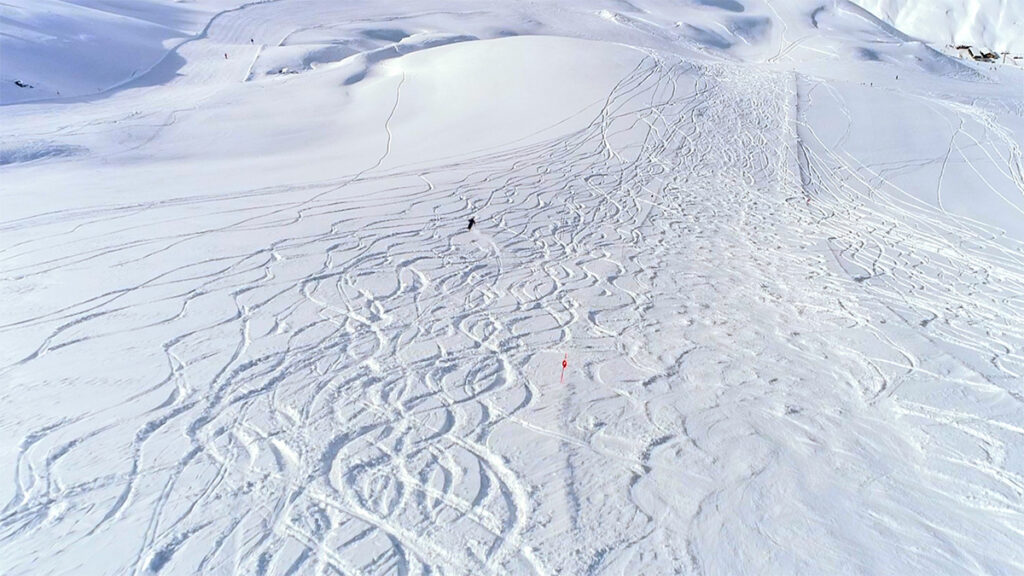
[3,8,1024,576]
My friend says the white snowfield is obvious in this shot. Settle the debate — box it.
[852,0,1024,53]
[1,0,1023,574]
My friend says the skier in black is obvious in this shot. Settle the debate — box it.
[467,217,476,231]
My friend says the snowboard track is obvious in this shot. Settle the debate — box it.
[2,43,1024,576]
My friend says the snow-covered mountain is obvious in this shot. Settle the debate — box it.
[0,0,251,105]
[853,0,1024,53]
[2,0,1023,574]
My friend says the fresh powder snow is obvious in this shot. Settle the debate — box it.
[853,0,1024,53]
[1,0,1023,574]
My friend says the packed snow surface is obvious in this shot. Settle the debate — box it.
[2,0,1024,574]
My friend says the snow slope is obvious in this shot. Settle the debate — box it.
[2,0,1024,574]
[0,0,252,104]
[853,0,1024,53]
